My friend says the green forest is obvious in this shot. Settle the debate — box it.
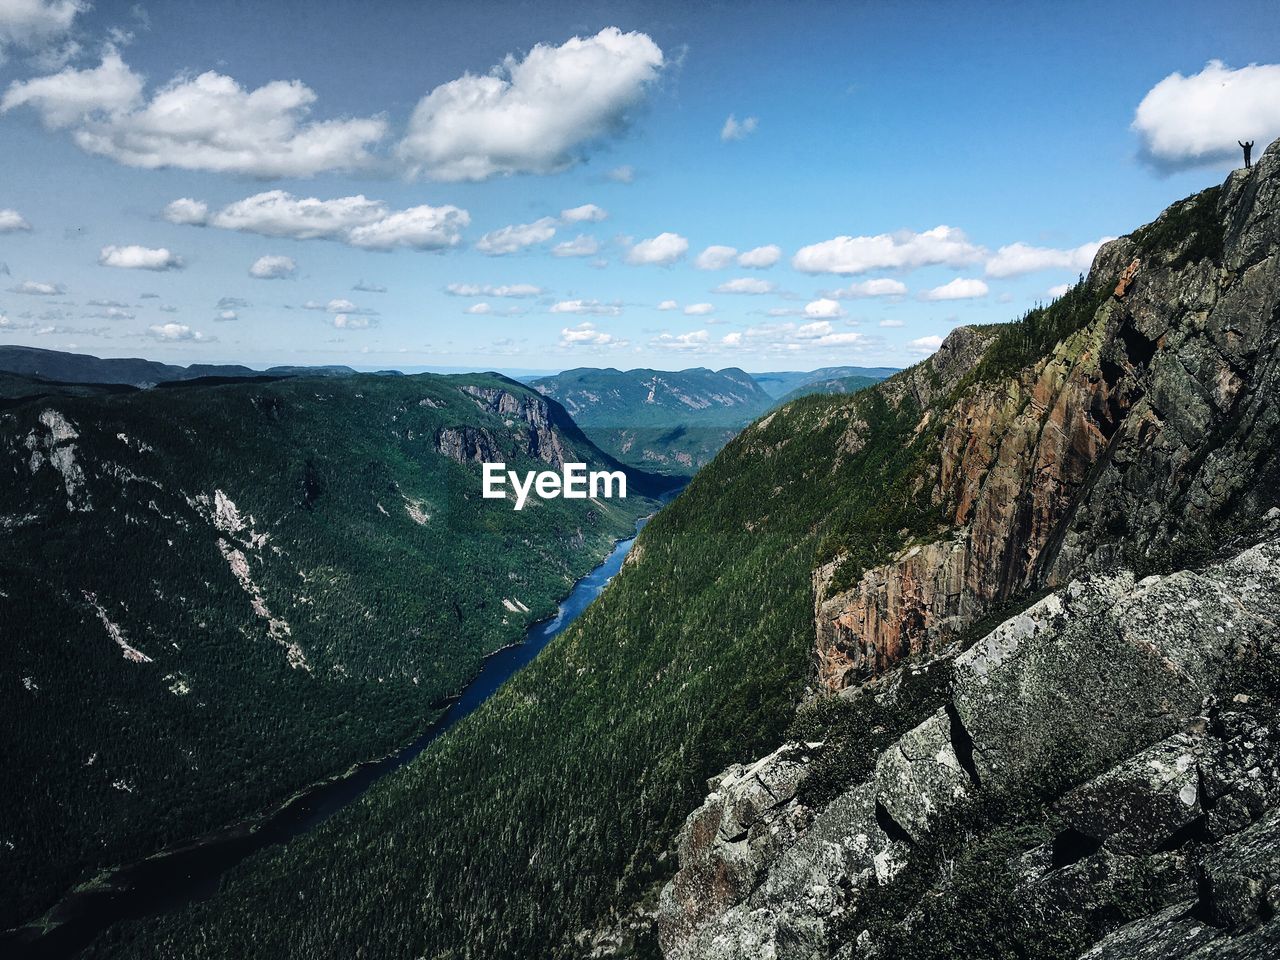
[0,371,656,930]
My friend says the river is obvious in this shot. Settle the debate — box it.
[4,514,653,959]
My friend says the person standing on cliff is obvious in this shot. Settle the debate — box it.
[1240,140,1254,168]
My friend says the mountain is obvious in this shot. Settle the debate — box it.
[0,370,663,933]
[531,366,893,474]
[79,143,1280,960]
[775,373,882,405]
[0,345,387,388]
[77,142,1280,960]
[752,366,901,400]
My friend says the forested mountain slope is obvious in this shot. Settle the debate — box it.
[752,366,900,400]
[86,143,1280,960]
[0,371,658,932]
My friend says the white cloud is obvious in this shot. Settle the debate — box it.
[3,51,386,176]
[737,244,781,268]
[445,283,542,298]
[397,27,663,181]
[0,1,85,58]
[559,320,622,347]
[684,302,714,315]
[99,244,183,270]
[476,217,557,255]
[249,254,297,279]
[714,277,775,294]
[552,234,600,257]
[724,320,867,353]
[829,278,908,298]
[920,277,988,301]
[652,329,710,350]
[693,244,736,270]
[561,203,607,223]
[1133,60,1280,170]
[879,318,904,328]
[550,298,621,316]
[162,198,209,225]
[1047,283,1071,298]
[908,335,944,356]
[804,298,843,318]
[720,331,742,347]
[216,309,238,322]
[985,238,1110,278]
[189,191,468,251]
[1,48,141,126]
[793,225,985,275]
[465,302,492,315]
[9,279,63,294]
[627,231,688,265]
[332,314,371,329]
[0,209,32,232]
[149,322,206,341]
[657,299,678,310]
[720,114,758,142]
[607,164,635,183]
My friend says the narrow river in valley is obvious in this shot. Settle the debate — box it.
[5,514,654,959]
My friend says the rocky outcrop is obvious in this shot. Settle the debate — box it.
[454,384,570,466]
[659,533,1280,959]
[813,139,1280,694]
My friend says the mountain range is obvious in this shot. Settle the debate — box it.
[56,130,1280,960]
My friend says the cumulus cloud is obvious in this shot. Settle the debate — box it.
[249,254,297,279]
[445,282,542,298]
[0,209,32,232]
[1047,283,1071,299]
[1133,60,1280,170]
[216,309,238,322]
[657,299,678,310]
[397,28,663,181]
[985,238,1110,278]
[465,302,492,315]
[550,299,621,316]
[559,320,623,347]
[99,244,183,270]
[149,322,207,341]
[561,203,607,223]
[3,51,386,176]
[552,234,600,257]
[728,320,865,352]
[684,303,714,315]
[920,277,988,301]
[628,231,688,265]
[0,1,85,59]
[180,191,469,251]
[693,244,736,270]
[331,314,372,329]
[828,278,908,298]
[803,298,843,318]
[793,225,984,275]
[908,334,944,356]
[162,198,209,225]
[737,244,780,268]
[652,329,710,350]
[353,279,386,293]
[714,277,774,294]
[720,114,758,141]
[9,279,63,294]
[476,217,557,255]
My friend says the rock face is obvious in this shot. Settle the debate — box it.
[436,384,570,466]
[658,534,1280,960]
[813,140,1280,694]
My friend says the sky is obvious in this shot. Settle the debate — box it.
[1,0,1278,374]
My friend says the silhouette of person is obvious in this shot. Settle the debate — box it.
[1240,140,1254,168]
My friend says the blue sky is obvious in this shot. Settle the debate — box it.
[1,0,1278,374]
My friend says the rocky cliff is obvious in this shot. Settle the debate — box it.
[814,144,1280,694]
[660,143,1280,958]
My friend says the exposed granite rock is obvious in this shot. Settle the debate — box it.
[814,139,1280,695]
[454,384,570,466]
[659,534,1280,960]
